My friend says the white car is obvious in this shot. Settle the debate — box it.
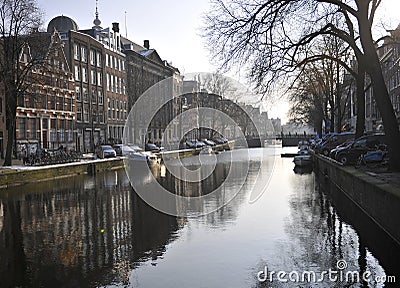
[128,145,159,164]
[96,145,116,159]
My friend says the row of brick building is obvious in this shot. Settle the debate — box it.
[341,25,400,133]
[0,10,182,157]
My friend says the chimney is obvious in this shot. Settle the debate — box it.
[112,22,120,33]
[144,40,150,49]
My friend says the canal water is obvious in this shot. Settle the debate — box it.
[0,147,399,287]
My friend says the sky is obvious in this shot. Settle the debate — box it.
[37,0,400,124]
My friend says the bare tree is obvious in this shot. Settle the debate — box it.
[204,0,400,170]
[290,34,359,136]
[0,0,43,166]
[289,63,328,137]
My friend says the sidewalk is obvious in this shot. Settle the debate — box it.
[0,153,97,171]
[0,156,124,188]
[359,167,400,191]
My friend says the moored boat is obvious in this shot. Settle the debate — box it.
[293,147,312,167]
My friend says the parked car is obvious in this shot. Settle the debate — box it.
[145,143,162,153]
[213,137,230,150]
[336,134,386,165]
[127,144,159,163]
[298,140,308,148]
[96,145,116,159]
[213,137,228,144]
[112,144,124,156]
[329,139,354,159]
[202,139,216,146]
[319,132,355,156]
[185,139,206,149]
[313,133,338,153]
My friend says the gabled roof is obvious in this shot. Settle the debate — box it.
[121,36,166,66]
[138,49,164,64]
[23,32,52,62]
[20,31,71,73]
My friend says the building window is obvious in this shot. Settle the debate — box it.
[50,95,56,110]
[98,90,103,105]
[74,65,80,81]
[50,119,57,142]
[77,107,82,121]
[74,44,80,60]
[76,86,81,101]
[92,89,97,104]
[99,110,104,123]
[108,98,111,119]
[93,108,97,123]
[98,72,103,86]
[97,91,104,105]
[18,117,27,139]
[68,120,73,142]
[84,108,89,122]
[59,119,65,142]
[83,87,88,103]
[67,98,72,111]
[91,70,96,85]
[30,118,37,139]
[57,96,63,111]
[90,49,95,65]
[106,73,110,91]
[97,52,102,67]
[105,53,109,67]
[81,46,87,62]
[82,67,88,83]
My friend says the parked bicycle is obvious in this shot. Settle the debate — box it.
[24,147,83,166]
[354,144,389,169]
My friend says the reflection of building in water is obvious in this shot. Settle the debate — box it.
[0,202,3,233]
[0,170,180,287]
[155,155,250,219]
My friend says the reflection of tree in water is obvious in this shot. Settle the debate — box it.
[0,170,181,287]
[155,156,261,228]
[252,172,396,288]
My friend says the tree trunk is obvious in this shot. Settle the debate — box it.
[335,60,342,133]
[358,2,400,171]
[315,115,323,138]
[4,119,15,166]
[3,93,17,166]
[355,64,366,139]
[329,104,335,133]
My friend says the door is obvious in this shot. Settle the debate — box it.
[42,131,48,148]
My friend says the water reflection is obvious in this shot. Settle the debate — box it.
[253,163,400,288]
[0,148,398,288]
[0,150,261,287]
[293,165,313,175]
[0,171,180,287]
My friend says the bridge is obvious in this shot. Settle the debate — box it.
[274,134,314,147]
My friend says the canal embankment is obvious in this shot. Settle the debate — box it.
[0,142,235,189]
[313,153,400,245]
[0,157,124,189]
